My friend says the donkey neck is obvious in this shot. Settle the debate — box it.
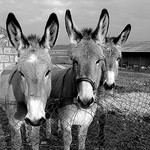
[61,67,77,99]
[51,67,77,99]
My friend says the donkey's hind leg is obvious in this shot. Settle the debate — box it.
[78,125,89,150]
[9,121,23,150]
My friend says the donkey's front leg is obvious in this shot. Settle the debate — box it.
[29,126,40,150]
[45,118,52,139]
[23,124,40,150]
[9,121,23,150]
[62,125,72,150]
[78,125,89,150]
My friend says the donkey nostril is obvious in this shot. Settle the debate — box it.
[77,96,80,103]
[25,117,46,126]
[112,83,115,88]
[77,96,94,108]
[45,112,50,119]
[91,97,94,103]
[104,82,115,90]
[25,118,30,125]
[88,97,94,106]
[39,117,46,125]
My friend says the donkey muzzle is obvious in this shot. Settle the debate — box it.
[76,77,96,91]
[25,117,46,126]
[77,96,95,109]
[103,82,115,90]
[76,77,96,109]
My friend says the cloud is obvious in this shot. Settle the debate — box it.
[45,0,64,7]
[0,0,150,43]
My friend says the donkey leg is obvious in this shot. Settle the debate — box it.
[62,125,72,150]
[20,124,33,150]
[78,125,89,150]
[45,119,52,139]
[26,126,40,150]
[45,118,61,139]
[10,121,23,150]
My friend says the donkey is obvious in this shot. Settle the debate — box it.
[98,24,131,149]
[0,12,59,149]
[47,9,109,150]
[103,24,131,90]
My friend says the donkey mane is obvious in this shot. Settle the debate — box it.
[105,36,117,44]
[17,34,51,66]
[104,36,122,58]
[27,34,41,45]
[81,28,93,39]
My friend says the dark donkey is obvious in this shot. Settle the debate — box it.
[0,12,59,149]
[98,24,131,149]
[47,9,109,150]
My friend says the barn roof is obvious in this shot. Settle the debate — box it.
[122,41,150,53]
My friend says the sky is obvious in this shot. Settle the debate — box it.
[0,0,149,45]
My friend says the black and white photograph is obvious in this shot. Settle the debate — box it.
[0,0,150,149]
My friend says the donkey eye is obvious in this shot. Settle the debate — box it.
[20,71,25,77]
[45,70,50,77]
[116,57,120,61]
[73,60,78,66]
[96,59,101,65]
[96,59,100,64]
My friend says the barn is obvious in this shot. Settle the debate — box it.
[52,41,150,71]
[51,42,150,70]
[120,41,150,70]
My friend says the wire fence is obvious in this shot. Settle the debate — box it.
[1,70,150,150]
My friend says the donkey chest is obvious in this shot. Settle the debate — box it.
[73,109,94,125]
[59,103,97,126]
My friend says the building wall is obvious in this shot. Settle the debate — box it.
[0,37,18,74]
[121,52,150,68]
[0,35,71,74]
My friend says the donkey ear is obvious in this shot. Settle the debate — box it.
[40,13,59,49]
[113,24,131,46]
[6,13,29,51]
[65,10,82,45]
[92,9,109,45]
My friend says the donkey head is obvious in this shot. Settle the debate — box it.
[65,9,109,108]
[6,12,59,126]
